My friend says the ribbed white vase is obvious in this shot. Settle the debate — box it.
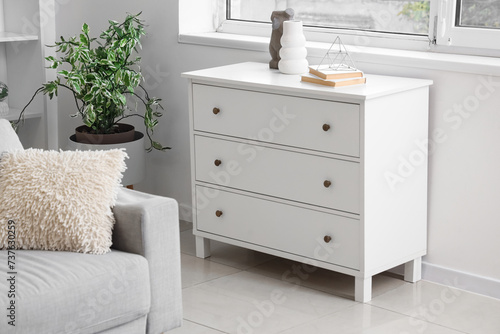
[278,20,308,75]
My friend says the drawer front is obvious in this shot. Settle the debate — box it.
[195,135,360,214]
[195,186,360,270]
[193,84,360,157]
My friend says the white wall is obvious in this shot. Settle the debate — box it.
[55,0,500,297]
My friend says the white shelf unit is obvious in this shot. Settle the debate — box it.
[0,31,38,42]
[1,107,43,122]
[0,0,57,149]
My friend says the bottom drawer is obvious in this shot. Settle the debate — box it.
[195,186,360,270]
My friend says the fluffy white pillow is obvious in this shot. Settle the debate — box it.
[0,149,127,254]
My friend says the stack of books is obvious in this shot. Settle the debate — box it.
[301,65,366,87]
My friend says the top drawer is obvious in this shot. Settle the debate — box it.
[192,84,360,157]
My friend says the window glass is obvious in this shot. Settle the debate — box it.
[228,0,430,35]
[457,0,500,28]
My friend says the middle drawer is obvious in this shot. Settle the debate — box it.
[194,135,360,214]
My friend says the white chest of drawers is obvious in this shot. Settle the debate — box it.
[183,62,432,302]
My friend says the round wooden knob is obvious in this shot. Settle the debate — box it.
[214,159,222,167]
[322,124,331,132]
[213,107,220,115]
[215,210,223,217]
[324,180,332,188]
[324,235,332,243]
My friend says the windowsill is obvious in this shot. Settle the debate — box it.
[179,32,500,76]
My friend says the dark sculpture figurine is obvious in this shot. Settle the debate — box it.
[269,8,295,69]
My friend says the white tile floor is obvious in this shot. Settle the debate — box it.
[171,223,500,334]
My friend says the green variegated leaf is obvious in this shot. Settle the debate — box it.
[72,81,81,94]
[80,33,88,45]
[83,92,94,102]
[123,71,130,86]
[114,70,122,85]
[102,89,111,98]
[152,141,162,150]
[116,93,126,105]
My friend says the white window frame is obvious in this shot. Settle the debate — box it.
[217,0,500,56]
[435,0,500,50]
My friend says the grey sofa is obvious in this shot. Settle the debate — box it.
[0,119,182,333]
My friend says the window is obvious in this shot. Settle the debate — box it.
[223,0,500,53]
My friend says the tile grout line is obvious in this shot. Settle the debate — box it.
[182,319,231,333]
[367,303,471,334]
[273,302,361,334]
[182,270,244,290]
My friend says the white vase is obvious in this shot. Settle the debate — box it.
[278,20,308,75]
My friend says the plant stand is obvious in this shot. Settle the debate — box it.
[66,131,146,187]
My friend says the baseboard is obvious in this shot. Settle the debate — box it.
[422,262,500,300]
[387,262,500,300]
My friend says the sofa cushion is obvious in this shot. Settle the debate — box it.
[0,249,150,334]
[0,119,23,154]
[0,148,127,254]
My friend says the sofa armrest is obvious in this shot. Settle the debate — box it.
[112,187,182,334]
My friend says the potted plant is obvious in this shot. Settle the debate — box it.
[15,12,169,152]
